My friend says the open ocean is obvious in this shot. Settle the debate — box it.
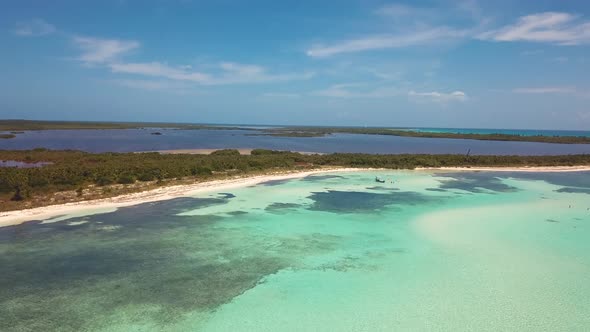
[2,170,590,331]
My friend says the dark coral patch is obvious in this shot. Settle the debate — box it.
[265,202,302,214]
[307,190,438,213]
[301,174,345,182]
[555,187,590,194]
[435,172,518,193]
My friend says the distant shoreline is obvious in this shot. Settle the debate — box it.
[2,120,589,144]
[416,166,590,173]
[2,165,589,228]
[144,149,323,155]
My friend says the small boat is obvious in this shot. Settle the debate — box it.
[375,177,386,183]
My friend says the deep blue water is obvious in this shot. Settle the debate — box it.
[1,128,590,155]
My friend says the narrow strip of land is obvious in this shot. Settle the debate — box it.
[2,163,590,227]
[0,167,366,227]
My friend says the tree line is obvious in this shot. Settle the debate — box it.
[1,149,590,203]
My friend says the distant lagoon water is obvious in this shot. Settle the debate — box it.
[2,128,590,155]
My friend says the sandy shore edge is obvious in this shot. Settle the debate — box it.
[0,167,368,227]
[2,165,589,227]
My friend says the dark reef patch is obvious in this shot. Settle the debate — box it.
[426,188,448,192]
[217,192,236,199]
[307,190,439,213]
[259,179,292,186]
[227,210,249,216]
[301,174,345,182]
[0,197,346,331]
[501,171,590,189]
[265,202,302,213]
[555,187,590,194]
[434,172,519,193]
[366,186,400,191]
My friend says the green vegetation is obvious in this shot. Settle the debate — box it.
[254,127,590,144]
[0,134,16,139]
[1,148,589,211]
[209,149,241,156]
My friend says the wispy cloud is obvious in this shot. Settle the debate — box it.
[109,62,210,82]
[113,79,177,91]
[313,83,401,98]
[109,61,313,85]
[307,6,590,58]
[375,1,482,22]
[307,1,486,57]
[408,90,468,103]
[73,36,140,64]
[307,27,468,57]
[512,87,576,94]
[479,12,590,45]
[69,34,312,85]
[14,19,56,37]
[313,84,467,103]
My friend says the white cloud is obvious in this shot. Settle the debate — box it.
[14,19,56,36]
[512,87,575,94]
[307,27,468,57]
[313,83,401,98]
[479,12,590,45]
[73,36,140,64]
[109,62,211,82]
[408,90,468,102]
[314,85,468,102]
[109,61,313,85]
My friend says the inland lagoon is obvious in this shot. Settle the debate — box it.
[2,170,590,331]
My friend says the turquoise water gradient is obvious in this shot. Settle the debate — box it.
[1,171,590,331]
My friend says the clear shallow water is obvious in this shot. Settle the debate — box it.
[1,171,590,331]
[2,129,590,155]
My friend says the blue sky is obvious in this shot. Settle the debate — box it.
[1,0,590,129]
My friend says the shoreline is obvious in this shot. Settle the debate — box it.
[141,149,324,155]
[1,165,589,227]
[0,167,367,227]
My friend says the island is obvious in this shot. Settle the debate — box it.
[1,148,589,213]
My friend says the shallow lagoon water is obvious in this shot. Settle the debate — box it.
[2,129,590,155]
[1,171,590,331]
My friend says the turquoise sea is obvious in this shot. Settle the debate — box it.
[2,170,590,331]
